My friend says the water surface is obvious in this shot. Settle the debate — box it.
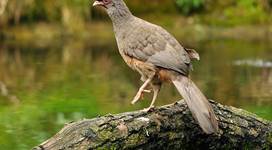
[0,31,271,149]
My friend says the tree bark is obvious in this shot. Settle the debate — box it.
[33,100,272,150]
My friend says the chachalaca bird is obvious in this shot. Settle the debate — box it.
[93,0,218,134]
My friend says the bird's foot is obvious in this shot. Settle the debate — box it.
[131,89,151,105]
[142,106,155,112]
[143,90,151,93]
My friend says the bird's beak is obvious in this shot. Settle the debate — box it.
[93,1,104,7]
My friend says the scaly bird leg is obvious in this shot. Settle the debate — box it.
[131,77,153,105]
[142,86,160,112]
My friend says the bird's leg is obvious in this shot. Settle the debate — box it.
[140,89,151,99]
[143,89,151,93]
[131,77,153,105]
[139,76,151,99]
[142,85,160,112]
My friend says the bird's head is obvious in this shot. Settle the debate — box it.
[92,0,132,23]
[92,0,113,9]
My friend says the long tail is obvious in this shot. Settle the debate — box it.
[172,75,218,134]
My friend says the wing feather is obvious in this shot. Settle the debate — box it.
[124,20,191,76]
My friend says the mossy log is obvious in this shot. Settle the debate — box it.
[33,100,272,150]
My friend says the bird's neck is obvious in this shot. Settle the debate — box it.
[107,2,133,28]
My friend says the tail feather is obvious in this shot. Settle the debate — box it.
[172,75,218,134]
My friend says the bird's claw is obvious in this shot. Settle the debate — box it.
[131,89,151,105]
[142,106,155,112]
[131,92,142,105]
[143,90,151,93]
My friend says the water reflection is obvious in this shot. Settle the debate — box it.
[234,59,272,68]
[0,37,271,149]
[234,59,272,104]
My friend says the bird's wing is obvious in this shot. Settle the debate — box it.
[124,22,191,76]
[156,26,200,60]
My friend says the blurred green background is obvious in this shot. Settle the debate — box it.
[0,0,272,149]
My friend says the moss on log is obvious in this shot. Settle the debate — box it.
[33,100,272,150]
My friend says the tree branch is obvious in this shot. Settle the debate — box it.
[33,100,272,150]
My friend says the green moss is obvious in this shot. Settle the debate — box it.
[125,133,147,148]
[168,131,182,140]
[98,130,114,140]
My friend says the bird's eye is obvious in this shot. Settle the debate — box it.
[103,0,111,4]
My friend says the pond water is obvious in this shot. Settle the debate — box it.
[0,30,271,149]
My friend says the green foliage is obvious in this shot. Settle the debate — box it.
[223,0,269,25]
[199,0,272,26]
[3,0,90,24]
[1,0,272,27]
[175,0,204,15]
[125,0,176,14]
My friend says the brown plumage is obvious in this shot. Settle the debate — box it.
[93,0,218,134]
